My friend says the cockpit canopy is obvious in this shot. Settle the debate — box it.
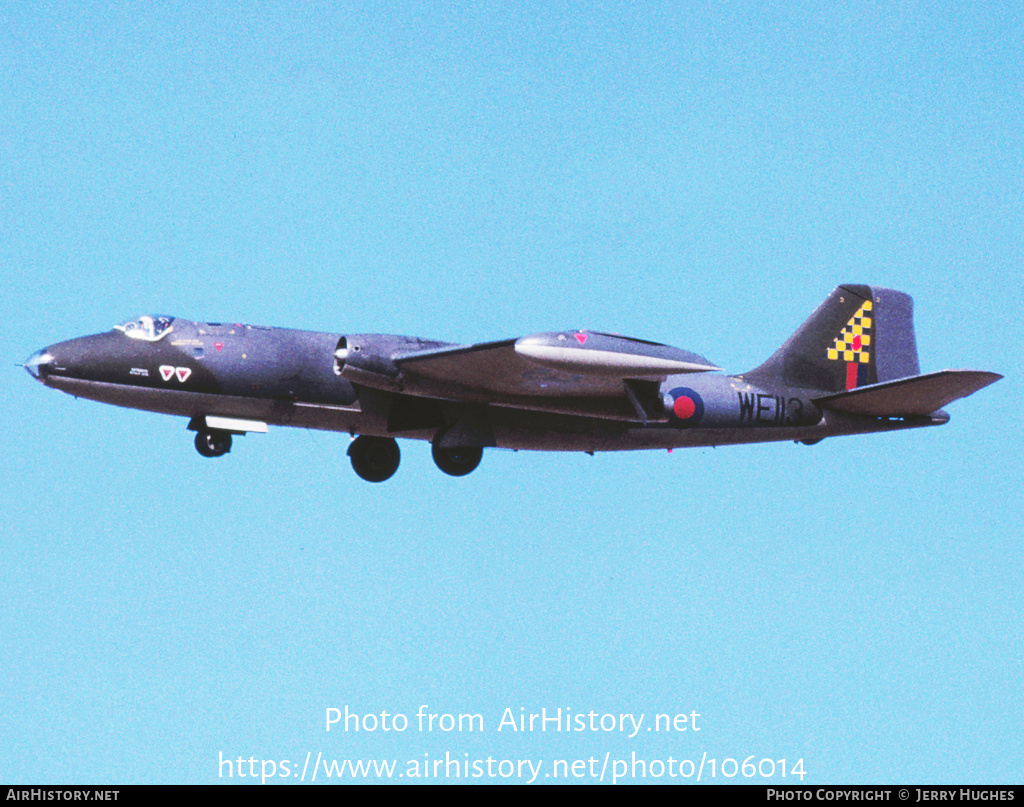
[114,315,174,342]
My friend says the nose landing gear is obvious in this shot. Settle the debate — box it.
[194,429,232,458]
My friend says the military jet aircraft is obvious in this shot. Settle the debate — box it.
[24,285,999,482]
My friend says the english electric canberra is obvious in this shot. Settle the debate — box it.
[24,285,1000,481]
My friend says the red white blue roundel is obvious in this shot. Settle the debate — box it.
[669,387,704,426]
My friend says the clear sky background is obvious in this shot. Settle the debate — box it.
[2,1,1021,785]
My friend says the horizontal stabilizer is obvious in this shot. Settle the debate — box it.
[814,370,1001,417]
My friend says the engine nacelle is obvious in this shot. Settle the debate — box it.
[334,334,455,393]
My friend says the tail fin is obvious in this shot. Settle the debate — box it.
[742,285,920,393]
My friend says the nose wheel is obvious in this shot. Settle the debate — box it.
[195,429,232,458]
[348,435,401,482]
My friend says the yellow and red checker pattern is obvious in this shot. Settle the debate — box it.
[826,300,872,364]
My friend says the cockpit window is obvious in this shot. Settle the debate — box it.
[114,315,174,342]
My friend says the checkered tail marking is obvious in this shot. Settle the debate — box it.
[826,300,873,390]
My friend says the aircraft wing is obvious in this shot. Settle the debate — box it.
[394,338,620,397]
[813,370,1002,417]
[393,331,719,398]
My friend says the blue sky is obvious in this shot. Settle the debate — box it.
[2,1,1020,784]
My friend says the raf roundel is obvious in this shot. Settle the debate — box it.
[673,396,696,419]
[669,387,704,426]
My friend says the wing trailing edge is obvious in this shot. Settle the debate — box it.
[813,370,1002,417]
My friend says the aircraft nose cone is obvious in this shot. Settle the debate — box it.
[23,348,54,380]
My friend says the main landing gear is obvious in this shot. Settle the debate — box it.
[431,442,483,477]
[348,435,401,482]
[194,429,232,458]
[346,433,486,482]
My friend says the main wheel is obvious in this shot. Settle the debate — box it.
[431,442,483,477]
[195,430,232,457]
[348,435,400,482]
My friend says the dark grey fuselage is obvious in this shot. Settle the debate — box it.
[29,316,943,455]
[31,285,1000,480]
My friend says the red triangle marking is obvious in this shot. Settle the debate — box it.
[176,367,192,383]
[574,332,587,345]
[160,366,174,381]
[214,342,224,352]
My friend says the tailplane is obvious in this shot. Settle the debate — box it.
[813,370,1001,417]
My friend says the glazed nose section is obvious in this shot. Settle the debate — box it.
[23,331,118,383]
[23,348,55,380]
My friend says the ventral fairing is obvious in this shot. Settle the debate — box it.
[24,285,1000,482]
